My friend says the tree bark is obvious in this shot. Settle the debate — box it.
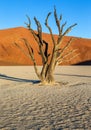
[45,72,55,84]
[16,7,78,85]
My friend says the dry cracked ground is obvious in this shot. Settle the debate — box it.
[0,66,91,130]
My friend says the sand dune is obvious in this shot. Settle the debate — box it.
[0,27,91,65]
[0,66,91,129]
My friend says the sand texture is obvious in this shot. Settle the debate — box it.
[0,27,91,65]
[0,66,91,130]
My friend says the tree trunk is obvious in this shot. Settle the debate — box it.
[45,71,55,84]
[41,48,57,84]
[22,8,77,86]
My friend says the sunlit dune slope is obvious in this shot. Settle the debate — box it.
[0,27,91,65]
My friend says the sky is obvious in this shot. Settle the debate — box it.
[0,0,91,39]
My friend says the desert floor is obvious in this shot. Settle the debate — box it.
[0,66,91,130]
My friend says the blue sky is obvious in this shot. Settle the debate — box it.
[0,0,91,38]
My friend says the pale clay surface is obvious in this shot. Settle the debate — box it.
[0,66,91,130]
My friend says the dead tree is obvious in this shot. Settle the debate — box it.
[15,7,78,85]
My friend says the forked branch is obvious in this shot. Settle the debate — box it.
[45,12,56,45]
[14,7,78,85]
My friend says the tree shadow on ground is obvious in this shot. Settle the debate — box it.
[55,73,91,78]
[0,74,40,84]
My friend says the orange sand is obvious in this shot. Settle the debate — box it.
[0,27,91,65]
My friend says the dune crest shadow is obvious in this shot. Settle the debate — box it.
[73,60,91,65]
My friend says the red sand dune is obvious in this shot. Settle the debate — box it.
[0,27,91,65]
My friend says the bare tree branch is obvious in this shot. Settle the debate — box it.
[57,49,78,63]
[63,23,77,36]
[25,15,39,44]
[54,6,61,35]
[59,37,74,57]
[58,53,80,65]
[60,22,67,34]
[16,7,78,84]
[43,40,50,59]
[14,42,32,60]
[25,15,31,29]
[22,39,34,56]
[14,40,41,79]
[45,12,56,45]
[26,16,47,64]
[34,17,43,45]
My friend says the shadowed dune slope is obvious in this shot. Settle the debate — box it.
[0,27,91,65]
